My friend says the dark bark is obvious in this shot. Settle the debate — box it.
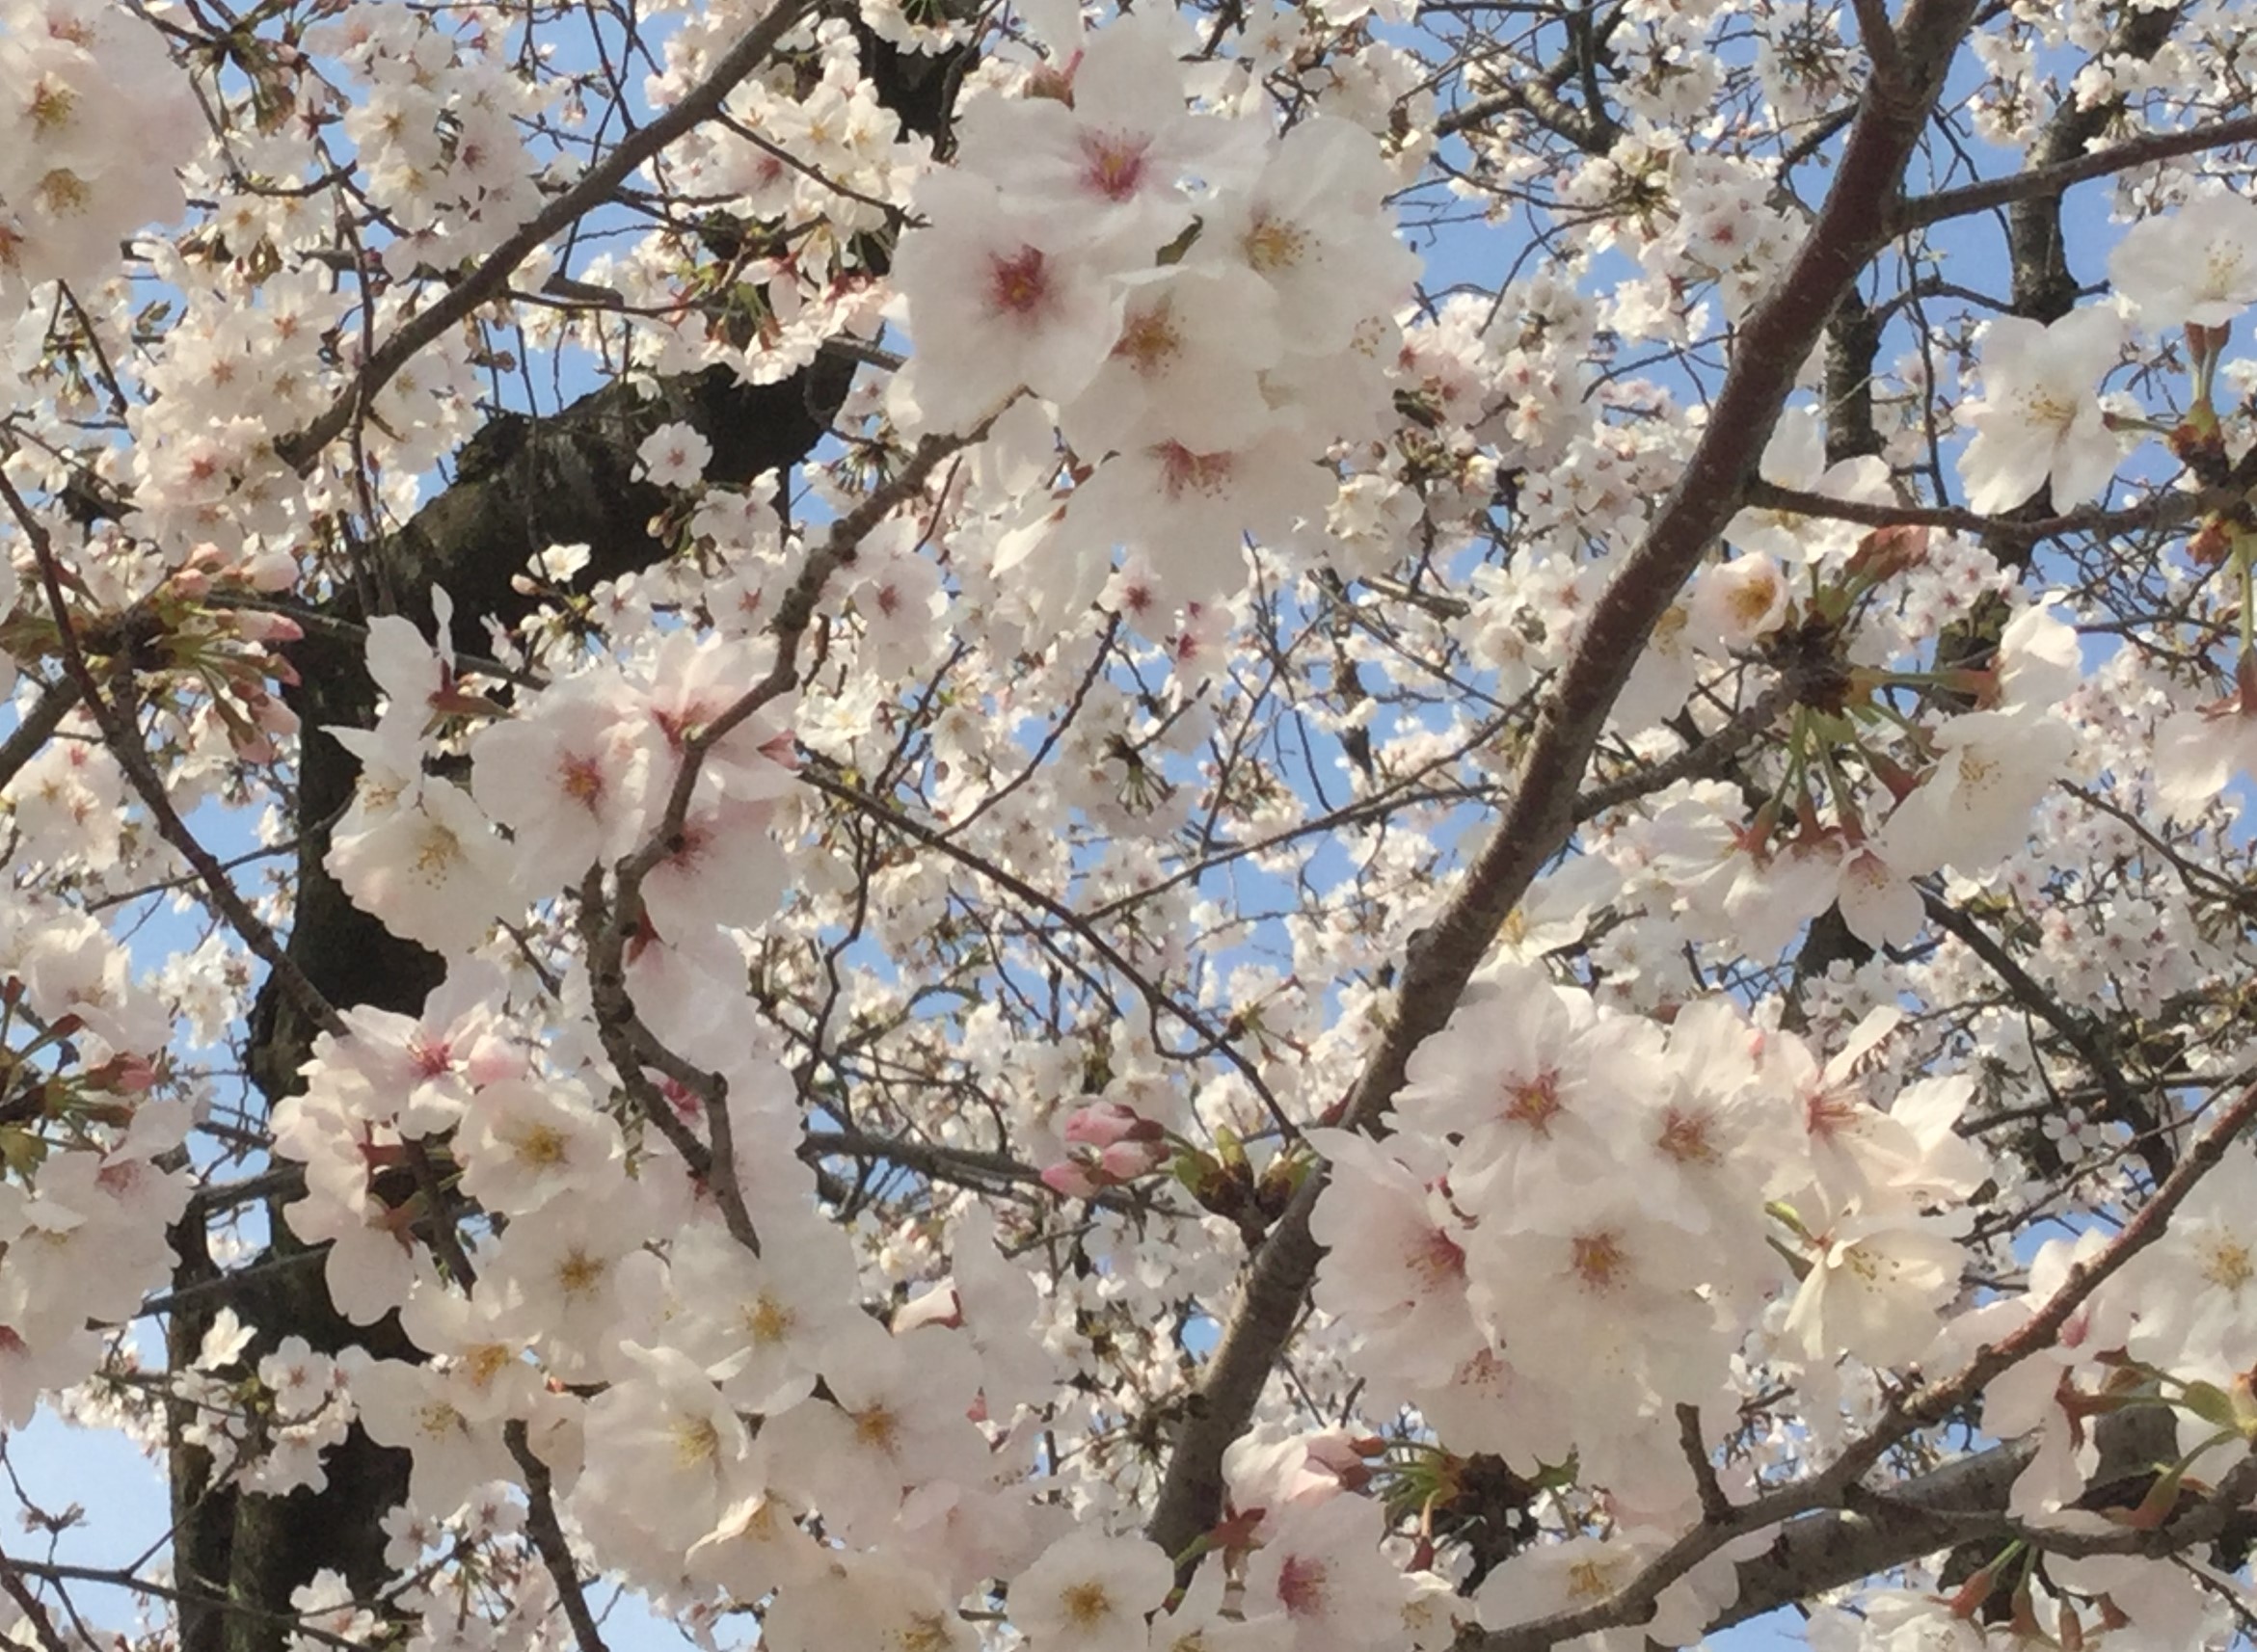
[170,23,960,1643]
[2005,8,2182,324]
[176,356,849,1652]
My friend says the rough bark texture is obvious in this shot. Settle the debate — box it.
[166,26,957,1644]
[174,363,845,1652]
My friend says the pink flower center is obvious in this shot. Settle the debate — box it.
[1276,1556,1330,1619]
[1411,1226,1466,1287]
[1657,1106,1718,1164]
[987,247,1052,318]
[1155,442,1233,500]
[560,754,606,810]
[1502,1069,1561,1134]
[1570,1229,1627,1292]
[1115,305,1182,375]
[1804,1085,1861,1142]
[1080,131,1148,200]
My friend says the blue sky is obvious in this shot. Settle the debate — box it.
[3,1,2222,1647]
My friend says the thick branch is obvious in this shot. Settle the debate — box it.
[1714,1437,2034,1627]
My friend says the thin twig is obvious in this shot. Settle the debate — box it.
[274,0,820,471]
[505,1422,611,1652]
[1677,1403,1733,1524]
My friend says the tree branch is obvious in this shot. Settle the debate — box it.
[1921,888,2174,1183]
[1739,479,2212,545]
[273,0,819,472]
[505,1422,610,1652]
[1892,112,2257,237]
[1142,0,1981,1561]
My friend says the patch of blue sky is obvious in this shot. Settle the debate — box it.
[12,1,2240,1641]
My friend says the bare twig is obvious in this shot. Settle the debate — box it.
[1677,1404,1733,1525]
[505,1422,611,1652]
[274,0,820,472]
[1893,112,2257,234]
[1740,478,2212,543]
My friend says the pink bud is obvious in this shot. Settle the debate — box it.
[107,1055,160,1094]
[1041,1161,1107,1200]
[236,548,301,591]
[228,611,305,645]
[254,697,301,736]
[1061,1100,1161,1149]
[1097,1138,1168,1181]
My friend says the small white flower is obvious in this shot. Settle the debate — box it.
[2110,191,2257,329]
[636,421,713,488]
[1955,307,2126,514]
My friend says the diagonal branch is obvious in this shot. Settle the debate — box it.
[1892,111,2257,237]
[1142,0,1983,1563]
[506,1422,611,1652]
[1921,889,2173,1182]
[274,0,818,472]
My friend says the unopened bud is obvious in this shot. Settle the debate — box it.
[2189,516,2233,566]
[1845,522,1930,581]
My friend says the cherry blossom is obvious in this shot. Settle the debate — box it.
[8,10,2257,1652]
[1008,1528,1176,1652]
[888,171,1127,432]
[1955,307,2127,514]
[636,420,715,489]
[2110,190,2257,328]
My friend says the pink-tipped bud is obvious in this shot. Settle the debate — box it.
[1061,1100,1163,1149]
[1041,1161,1108,1200]
[1097,1138,1168,1182]
[228,610,305,645]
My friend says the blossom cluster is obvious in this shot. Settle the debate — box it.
[323,608,796,963]
[0,0,197,308]
[1317,977,1983,1521]
[12,3,2257,1652]
[888,9,1417,616]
